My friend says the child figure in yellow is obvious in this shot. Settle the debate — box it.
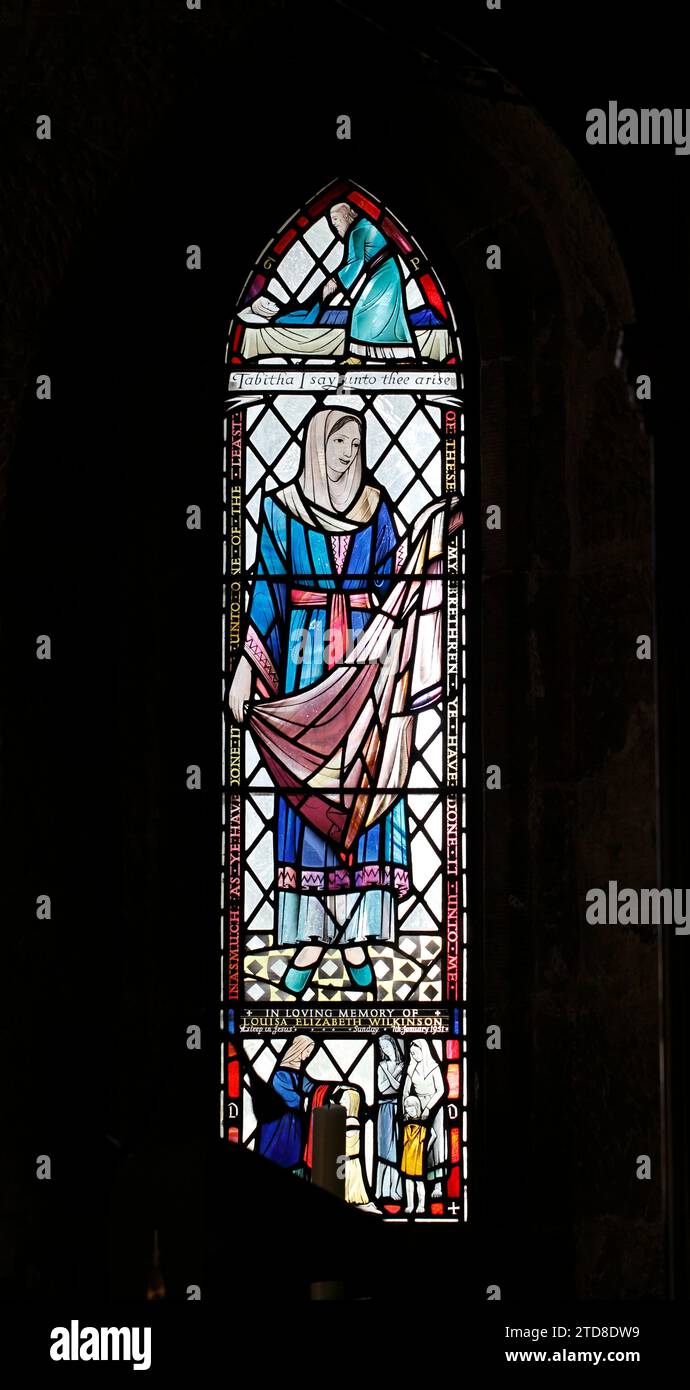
[401,1094,426,1214]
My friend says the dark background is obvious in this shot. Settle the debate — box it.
[1,0,688,1305]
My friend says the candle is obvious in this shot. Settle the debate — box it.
[311,1104,346,1200]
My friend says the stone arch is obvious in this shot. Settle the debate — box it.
[416,64,657,1297]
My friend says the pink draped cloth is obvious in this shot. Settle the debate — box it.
[248,497,462,851]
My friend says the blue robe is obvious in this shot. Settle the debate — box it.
[337,217,412,347]
[245,490,410,945]
[258,1067,316,1168]
[375,1050,404,1199]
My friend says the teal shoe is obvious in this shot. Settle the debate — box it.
[344,958,374,990]
[282,963,317,995]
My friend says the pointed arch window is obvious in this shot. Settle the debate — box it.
[222,179,469,1221]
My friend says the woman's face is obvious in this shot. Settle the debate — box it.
[326,420,360,477]
[287,1035,314,1065]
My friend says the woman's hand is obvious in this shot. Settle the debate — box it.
[448,494,464,534]
[229,654,253,724]
[321,277,338,299]
[252,295,279,320]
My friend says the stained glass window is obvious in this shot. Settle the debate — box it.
[222,179,468,1220]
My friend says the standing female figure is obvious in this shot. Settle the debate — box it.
[229,407,410,995]
[402,1039,448,1200]
[375,1034,404,1201]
